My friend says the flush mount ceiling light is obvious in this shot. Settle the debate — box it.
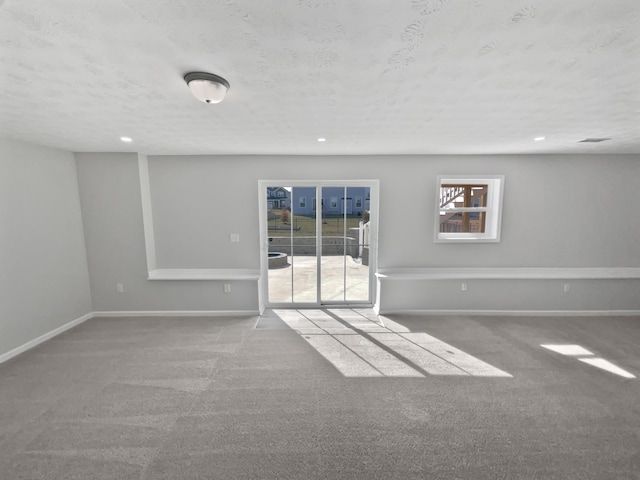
[184,72,230,104]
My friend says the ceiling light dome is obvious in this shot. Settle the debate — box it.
[184,72,230,104]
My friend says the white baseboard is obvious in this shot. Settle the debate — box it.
[0,312,94,365]
[92,310,260,318]
[378,309,640,317]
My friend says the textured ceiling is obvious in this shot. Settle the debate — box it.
[1,0,639,155]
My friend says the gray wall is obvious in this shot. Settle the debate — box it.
[0,138,92,358]
[379,278,640,313]
[75,153,257,312]
[148,154,640,269]
[75,152,640,313]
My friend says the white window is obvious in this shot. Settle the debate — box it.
[355,197,362,208]
[299,196,306,208]
[435,175,504,243]
[277,190,284,197]
[330,197,338,209]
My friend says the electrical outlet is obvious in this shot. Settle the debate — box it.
[116,283,124,293]
[564,283,570,293]
[224,283,231,293]
[461,282,467,291]
[230,233,240,243]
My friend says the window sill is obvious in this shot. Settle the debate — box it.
[434,235,500,243]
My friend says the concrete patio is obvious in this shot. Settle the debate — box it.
[267,255,370,303]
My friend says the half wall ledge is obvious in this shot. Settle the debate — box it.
[148,269,261,281]
[375,267,640,315]
[376,267,640,281]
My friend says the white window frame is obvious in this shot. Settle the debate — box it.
[434,175,504,243]
[330,197,338,209]
[299,196,306,208]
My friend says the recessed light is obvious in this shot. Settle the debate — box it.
[317,138,326,142]
[534,136,546,141]
[120,136,133,143]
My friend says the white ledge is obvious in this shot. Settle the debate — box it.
[376,267,640,281]
[148,269,261,281]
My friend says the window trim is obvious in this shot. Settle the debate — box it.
[434,175,504,243]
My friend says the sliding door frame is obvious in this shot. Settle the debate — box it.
[258,179,379,312]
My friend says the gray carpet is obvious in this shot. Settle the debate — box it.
[1,311,639,479]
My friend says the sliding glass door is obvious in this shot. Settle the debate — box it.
[261,182,375,307]
[319,186,370,303]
